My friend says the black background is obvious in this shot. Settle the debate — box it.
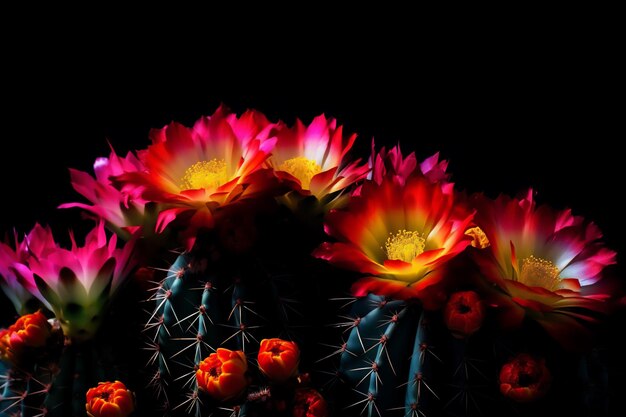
[1,28,623,255]
[1,16,624,415]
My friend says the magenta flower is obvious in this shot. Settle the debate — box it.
[1,222,135,341]
[60,147,148,240]
[355,142,450,196]
[0,224,56,313]
[269,115,369,209]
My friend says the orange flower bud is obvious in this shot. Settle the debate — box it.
[85,380,134,417]
[293,388,328,417]
[443,291,486,338]
[258,338,300,383]
[0,311,52,364]
[196,348,248,401]
[499,354,551,402]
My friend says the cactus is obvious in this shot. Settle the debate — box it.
[322,294,496,417]
[321,293,499,417]
[1,106,615,416]
[320,294,445,417]
[322,291,616,417]
[0,344,119,417]
[0,320,133,417]
[321,294,511,417]
[142,226,321,416]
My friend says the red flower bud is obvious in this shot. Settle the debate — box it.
[85,380,134,417]
[293,388,328,417]
[0,311,52,364]
[499,354,551,402]
[443,291,485,338]
[258,338,300,383]
[196,348,248,401]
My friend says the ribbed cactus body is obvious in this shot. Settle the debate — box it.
[144,233,311,416]
[331,295,440,417]
[0,341,124,417]
[325,293,612,417]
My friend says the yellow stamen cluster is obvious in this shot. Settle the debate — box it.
[277,157,322,190]
[180,159,228,191]
[519,255,561,291]
[384,230,426,263]
[465,227,490,249]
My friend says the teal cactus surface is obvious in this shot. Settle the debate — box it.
[324,294,442,417]
[0,333,128,417]
[143,229,316,416]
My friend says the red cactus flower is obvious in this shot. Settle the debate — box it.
[85,380,134,417]
[499,354,551,402]
[269,115,369,209]
[471,191,616,348]
[196,348,248,401]
[258,338,300,383]
[292,388,328,417]
[443,291,486,338]
[0,311,51,364]
[114,106,278,248]
[60,147,148,240]
[314,175,473,303]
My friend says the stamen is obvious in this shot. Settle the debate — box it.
[384,230,426,262]
[277,157,322,189]
[519,255,561,291]
[465,226,490,248]
[180,159,228,191]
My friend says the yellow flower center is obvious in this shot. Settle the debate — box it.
[277,157,322,189]
[465,226,490,249]
[519,255,561,291]
[180,159,228,191]
[384,230,426,263]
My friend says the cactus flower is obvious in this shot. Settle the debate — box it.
[499,354,551,402]
[0,224,56,314]
[196,348,248,401]
[314,175,473,303]
[85,380,134,417]
[471,191,616,348]
[367,142,449,188]
[292,388,328,417]
[0,311,51,364]
[60,147,148,240]
[443,291,486,338]
[269,115,369,209]
[258,338,300,383]
[114,106,278,248]
[0,221,135,341]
